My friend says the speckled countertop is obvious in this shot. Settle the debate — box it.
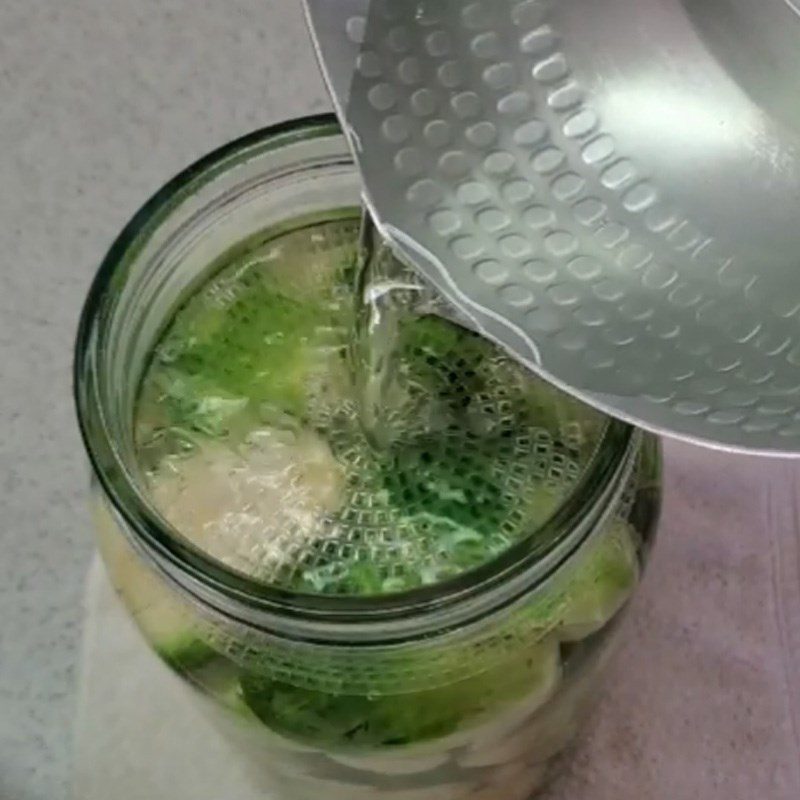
[0,3,328,798]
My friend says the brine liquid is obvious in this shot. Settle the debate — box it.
[352,212,479,450]
[351,214,416,450]
[135,214,588,594]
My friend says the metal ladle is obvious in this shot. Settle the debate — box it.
[304,0,800,455]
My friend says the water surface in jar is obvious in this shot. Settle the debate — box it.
[134,212,599,594]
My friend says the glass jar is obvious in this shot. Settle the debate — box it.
[75,115,662,800]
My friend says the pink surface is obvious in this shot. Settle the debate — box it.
[549,443,800,799]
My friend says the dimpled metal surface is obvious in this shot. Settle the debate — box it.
[304,0,800,454]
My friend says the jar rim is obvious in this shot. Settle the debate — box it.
[74,114,638,640]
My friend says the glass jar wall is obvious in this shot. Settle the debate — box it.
[76,117,661,800]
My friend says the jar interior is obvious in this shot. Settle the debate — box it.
[91,131,362,478]
[77,120,635,610]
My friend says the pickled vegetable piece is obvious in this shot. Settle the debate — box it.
[515,519,640,644]
[240,639,560,749]
[558,521,639,642]
[147,431,345,578]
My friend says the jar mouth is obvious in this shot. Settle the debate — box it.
[75,114,637,639]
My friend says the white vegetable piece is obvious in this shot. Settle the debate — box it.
[283,775,474,800]
[327,751,451,776]
[93,499,204,661]
[458,639,561,768]
[149,428,345,578]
